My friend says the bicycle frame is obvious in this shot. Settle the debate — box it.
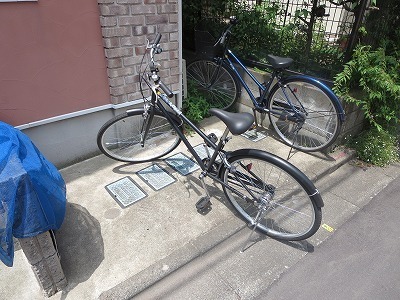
[143,90,222,173]
[141,53,276,191]
[223,49,274,112]
[140,67,225,174]
[138,91,269,204]
[217,48,345,123]
[137,50,278,206]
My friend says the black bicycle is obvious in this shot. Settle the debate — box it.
[97,34,324,241]
[186,17,345,152]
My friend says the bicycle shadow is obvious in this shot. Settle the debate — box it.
[240,227,315,253]
[182,173,314,253]
[110,161,315,253]
[110,159,227,209]
[286,146,341,162]
[111,159,165,174]
[250,125,340,162]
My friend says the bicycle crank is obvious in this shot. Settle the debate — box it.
[195,171,212,215]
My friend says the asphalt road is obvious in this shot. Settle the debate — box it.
[259,174,400,299]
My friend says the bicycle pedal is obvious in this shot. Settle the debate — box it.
[195,196,212,212]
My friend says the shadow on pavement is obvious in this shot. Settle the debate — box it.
[55,203,104,299]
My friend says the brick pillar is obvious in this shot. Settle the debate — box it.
[97,0,180,104]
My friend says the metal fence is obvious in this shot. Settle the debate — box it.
[183,0,370,80]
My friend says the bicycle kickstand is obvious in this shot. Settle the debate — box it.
[251,108,259,129]
[287,125,302,161]
[195,171,212,214]
[287,143,295,161]
[240,207,266,253]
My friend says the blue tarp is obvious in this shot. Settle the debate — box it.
[0,121,66,267]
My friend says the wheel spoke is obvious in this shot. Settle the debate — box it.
[269,80,341,151]
[222,153,321,241]
[97,110,181,163]
[186,60,239,110]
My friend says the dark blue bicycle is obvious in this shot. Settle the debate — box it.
[186,17,345,152]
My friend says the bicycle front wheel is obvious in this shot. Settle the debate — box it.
[186,59,240,110]
[268,77,343,152]
[221,149,322,241]
[97,109,182,163]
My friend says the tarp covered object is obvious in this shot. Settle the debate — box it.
[0,121,66,267]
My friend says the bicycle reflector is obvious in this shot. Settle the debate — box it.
[246,163,253,171]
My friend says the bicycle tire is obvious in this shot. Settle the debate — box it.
[267,76,343,152]
[186,59,240,110]
[220,149,322,241]
[97,109,182,163]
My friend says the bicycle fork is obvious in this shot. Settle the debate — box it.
[139,103,154,147]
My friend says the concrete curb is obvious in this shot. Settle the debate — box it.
[311,148,357,182]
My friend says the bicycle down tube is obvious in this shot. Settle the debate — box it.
[223,50,302,118]
[223,50,268,111]
[154,94,268,205]
[151,91,219,170]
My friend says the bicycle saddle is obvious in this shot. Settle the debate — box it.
[209,108,254,135]
[267,54,293,69]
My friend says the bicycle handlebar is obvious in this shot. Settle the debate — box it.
[230,16,239,25]
[217,16,238,46]
[149,33,163,61]
[144,33,175,98]
[153,33,161,45]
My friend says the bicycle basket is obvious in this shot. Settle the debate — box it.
[194,19,225,59]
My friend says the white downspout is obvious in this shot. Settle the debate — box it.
[178,0,183,109]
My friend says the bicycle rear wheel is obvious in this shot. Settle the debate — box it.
[268,77,343,152]
[186,59,240,110]
[97,109,182,163]
[221,149,322,241]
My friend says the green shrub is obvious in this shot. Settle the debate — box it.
[349,128,399,167]
[229,1,281,60]
[334,45,400,166]
[183,0,348,78]
[183,81,211,124]
[333,45,400,131]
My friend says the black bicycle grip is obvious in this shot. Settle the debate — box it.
[153,33,162,45]
[159,80,174,98]
[230,16,239,25]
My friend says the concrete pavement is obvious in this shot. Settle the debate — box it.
[1,115,398,299]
